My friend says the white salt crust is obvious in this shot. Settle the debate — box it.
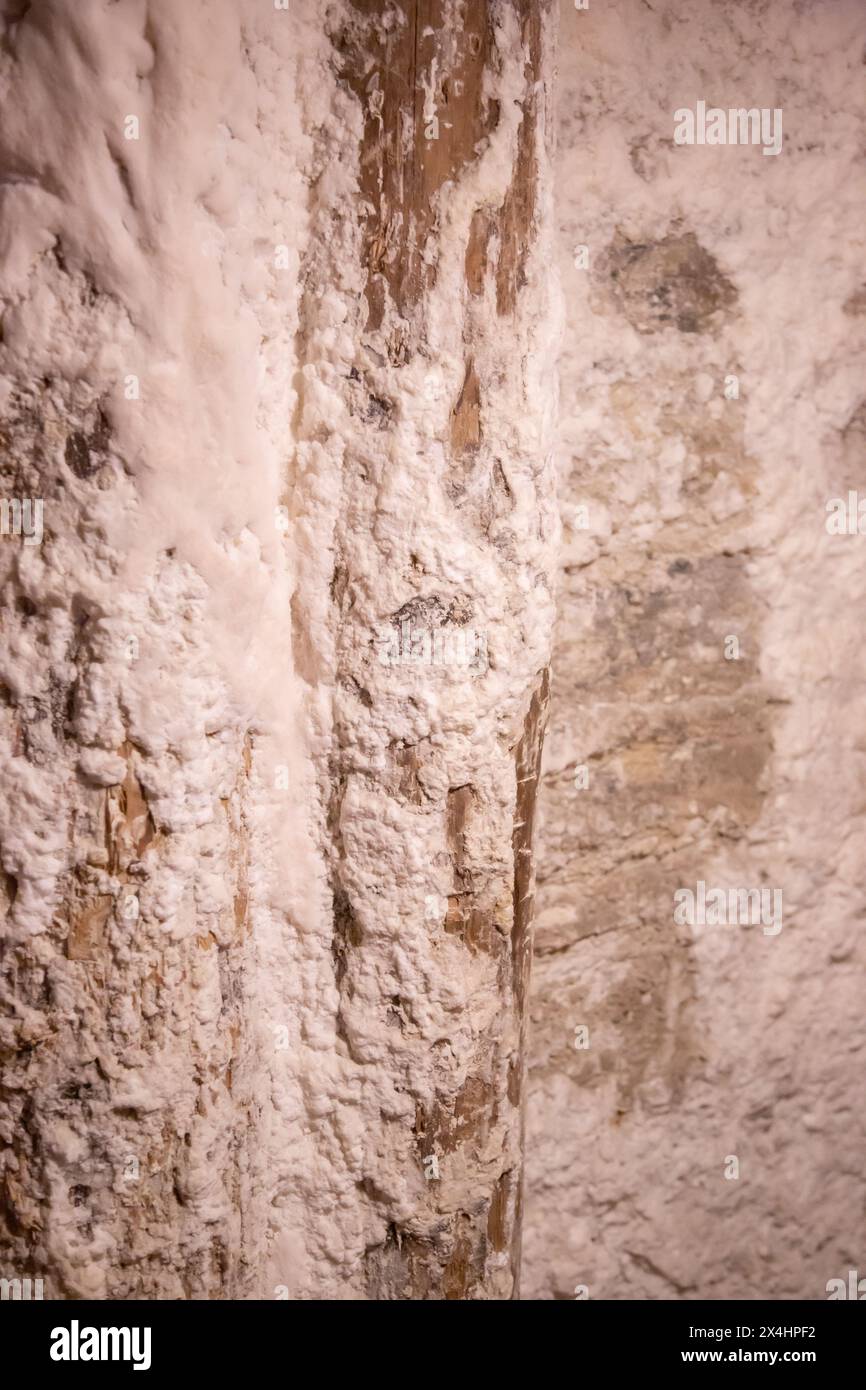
[0,0,558,1298]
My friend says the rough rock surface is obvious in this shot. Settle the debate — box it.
[0,0,558,1300]
[524,0,866,1301]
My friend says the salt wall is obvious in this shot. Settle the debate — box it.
[524,0,866,1300]
[0,1,558,1298]
[0,0,862,1304]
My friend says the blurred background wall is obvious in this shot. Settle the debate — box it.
[525,0,866,1300]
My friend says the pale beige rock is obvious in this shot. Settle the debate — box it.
[524,0,866,1302]
[0,0,559,1301]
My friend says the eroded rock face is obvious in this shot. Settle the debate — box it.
[314,0,558,1301]
[524,0,866,1302]
[600,231,738,335]
[0,0,559,1301]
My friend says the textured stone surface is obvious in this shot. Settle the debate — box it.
[524,0,866,1301]
[0,0,559,1300]
[3,0,860,1307]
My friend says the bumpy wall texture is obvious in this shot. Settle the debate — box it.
[525,0,866,1301]
[0,0,558,1299]
[1,0,863,1305]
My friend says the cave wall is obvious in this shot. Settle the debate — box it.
[0,0,559,1300]
[2,0,862,1305]
[525,0,866,1300]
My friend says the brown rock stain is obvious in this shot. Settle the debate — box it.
[465,207,493,295]
[337,0,496,333]
[600,230,738,335]
[512,668,550,1016]
[496,1,542,317]
[450,359,482,456]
